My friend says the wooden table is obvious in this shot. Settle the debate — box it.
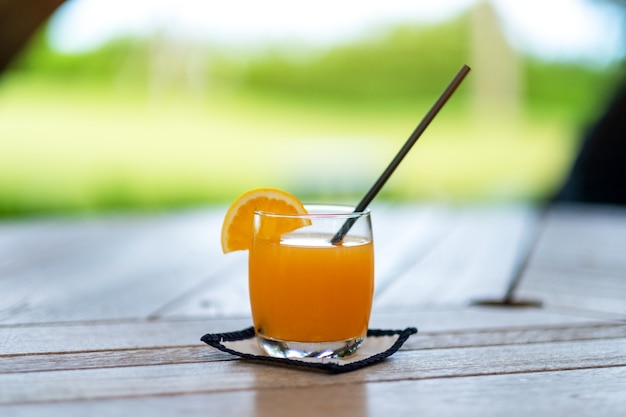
[1,202,625,416]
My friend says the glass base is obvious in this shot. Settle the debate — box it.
[256,334,364,359]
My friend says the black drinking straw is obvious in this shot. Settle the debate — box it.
[330,64,471,244]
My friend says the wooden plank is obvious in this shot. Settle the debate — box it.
[0,208,231,324]
[161,204,538,318]
[529,204,626,274]
[368,306,609,332]
[2,204,452,323]
[374,205,537,308]
[3,203,622,325]
[0,317,250,355]
[2,203,625,416]
[156,203,458,318]
[0,218,80,272]
[0,213,208,274]
[0,367,626,417]
[1,337,625,404]
[0,204,537,324]
[0,307,604,355]
[367,203,458,295]
[4,321,626,374]
[0,345,227,374]
[517,269,626,317]
[2,366,624,417]
[152,250,251,318]
[516,205,626,317]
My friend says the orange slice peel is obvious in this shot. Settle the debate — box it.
[220,188,310,253]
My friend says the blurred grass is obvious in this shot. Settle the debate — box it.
[0,74,579,217]
[0,12,620,217]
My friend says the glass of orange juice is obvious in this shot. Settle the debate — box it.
[249,204,374,359]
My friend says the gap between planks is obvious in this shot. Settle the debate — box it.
[1,337,626,405]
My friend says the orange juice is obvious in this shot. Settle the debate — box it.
[249,233,374,343]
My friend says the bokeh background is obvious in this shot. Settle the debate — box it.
[1,0,624,216]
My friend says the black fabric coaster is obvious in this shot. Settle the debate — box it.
[201,326,417,374]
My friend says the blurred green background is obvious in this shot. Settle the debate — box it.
[0,0,623,217]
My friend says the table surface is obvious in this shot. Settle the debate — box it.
[1,202,625,416]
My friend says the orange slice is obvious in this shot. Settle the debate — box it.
[220,188,310,253]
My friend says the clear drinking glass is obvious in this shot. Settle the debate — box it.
[248,204,374,359]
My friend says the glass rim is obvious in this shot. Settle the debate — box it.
[254,204,370,219]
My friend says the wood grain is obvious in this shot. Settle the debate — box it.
[515,204,626,317]
[0,306,604,356]
[1,337,625,404]
[1,203,625,415]
[3,321,626,374]
[528,204,626,274]
[1,366,625,417]
[0,209,227,324]
[374,205,537,308]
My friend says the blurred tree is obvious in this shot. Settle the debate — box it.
[470,0,521,122]
[230,15,472,102]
